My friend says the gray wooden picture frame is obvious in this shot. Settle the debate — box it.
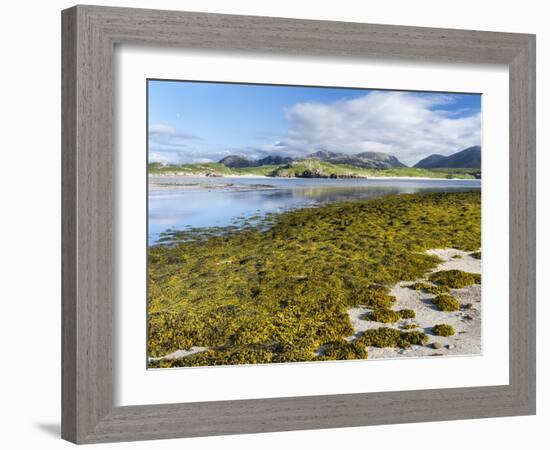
[61,4,536,444]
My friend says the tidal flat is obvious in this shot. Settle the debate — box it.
[148,176,480,244]
[148,190,481,368]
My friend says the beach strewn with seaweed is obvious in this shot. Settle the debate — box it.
[148,189,481,368]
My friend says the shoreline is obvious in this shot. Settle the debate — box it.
[149,173,479,183]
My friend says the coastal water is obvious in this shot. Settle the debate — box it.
[148,176,481,245]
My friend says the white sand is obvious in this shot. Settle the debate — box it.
[150,173,467,182]
[151,173,270,178]
[149,346,208,362]
[148,175,276,191]
[346,248,481,359]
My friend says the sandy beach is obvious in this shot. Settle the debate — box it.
[346,248,481,359]
[149,173,472,185]
[148,175,277,192]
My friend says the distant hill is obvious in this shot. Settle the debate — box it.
[413,154,447,168]
[256,155,293,166]
[220,150,406,169]
[306,150,406,168]
[219,154,293,168]
[218,155,253,168]
[268,159,476,179]
[414,146,481,169]
[356,151,407,168]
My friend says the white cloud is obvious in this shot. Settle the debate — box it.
[148,93,481,165]
[148,123,200,151]
[148,123,209,163]
[280,91,481,165]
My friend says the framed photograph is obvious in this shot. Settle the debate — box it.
[62,5,536,444]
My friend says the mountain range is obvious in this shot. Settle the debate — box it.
[414,146,481,169]
[220,150,406,169]
[219,146,481,170]
[219,154,293,168]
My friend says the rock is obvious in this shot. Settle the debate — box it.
[445,344,454,349]
[461,303,474,310]
[462,315,474,321]
[431,342,443,349]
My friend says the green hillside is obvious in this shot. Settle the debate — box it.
[270,159,476,179]
[148,160,478,179]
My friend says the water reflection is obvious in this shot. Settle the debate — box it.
[148,177,481,245]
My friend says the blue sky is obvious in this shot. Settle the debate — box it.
[148,80,481,166]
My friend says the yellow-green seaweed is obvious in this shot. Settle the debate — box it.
[366,308,416,323]
[432,324,456,336]
[316,340,368,361]
[407,282,451,295]
[428,269,481,289]
[432,294,461,312]
[355,327,429,348]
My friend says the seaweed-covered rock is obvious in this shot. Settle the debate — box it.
[357,327,428,348]
[407,282,450,295]
[432,294,460,312]
[432,324,456,336]
[365,308,416,323]
[317,340,368,361]
[399,309,416,319]
[429,269,481,288]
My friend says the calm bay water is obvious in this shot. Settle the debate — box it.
[148,176,481,245]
